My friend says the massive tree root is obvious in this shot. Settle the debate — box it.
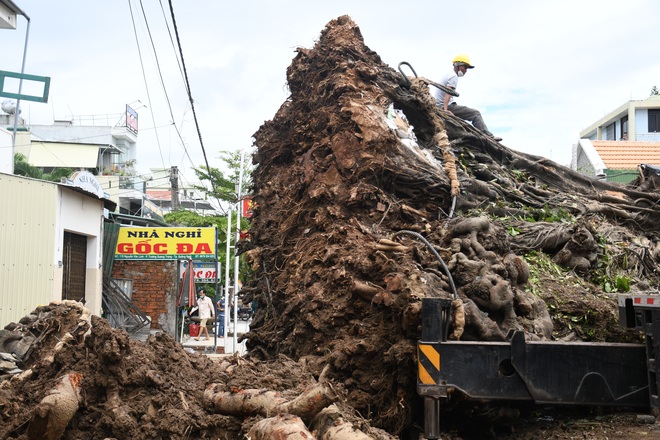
[243,15,660,435]
[27,372,83,440]
[310,404,397,440]
[204,381,335,422]
[247,413,314,440]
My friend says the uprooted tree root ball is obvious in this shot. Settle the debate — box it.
[243,14,658,435]
[2,15,660,440]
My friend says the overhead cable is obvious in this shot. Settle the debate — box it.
[127,0,167,170]
[167,0,226,215]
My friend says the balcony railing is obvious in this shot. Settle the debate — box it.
[100,160,136,178]
[635,133,660,142]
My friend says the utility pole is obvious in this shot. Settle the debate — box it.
[170,166,179,211]
[232,149,246,352]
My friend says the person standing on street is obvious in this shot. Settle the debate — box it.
[195,288,214,341]
[216,298,225,337]
[431,54,502,142]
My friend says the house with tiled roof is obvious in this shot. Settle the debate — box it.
[572,95,660,182]
[145,188,215,213]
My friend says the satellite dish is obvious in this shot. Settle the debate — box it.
[1,100,20,115]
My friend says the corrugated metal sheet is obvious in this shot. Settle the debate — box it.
[0,174,57,326]
[605,169,638,184]
[103,222,120,278]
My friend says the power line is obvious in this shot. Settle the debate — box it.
[167,0,226,215]
[136,0,195,170]
[127,0,166,170]
[158,0,186,90]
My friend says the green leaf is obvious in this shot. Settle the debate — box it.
[615,276,630,292]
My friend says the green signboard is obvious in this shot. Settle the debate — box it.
[0,70,51,103]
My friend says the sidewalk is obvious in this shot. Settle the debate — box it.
[181,333,225,354]
[129,320,247,356]
[181,327,248,356]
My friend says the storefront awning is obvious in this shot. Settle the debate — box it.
[28,141,100,168]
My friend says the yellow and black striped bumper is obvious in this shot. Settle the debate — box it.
[418,343,440,385]
[417,342,448,397]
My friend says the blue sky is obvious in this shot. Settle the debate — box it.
[3,0,660,184]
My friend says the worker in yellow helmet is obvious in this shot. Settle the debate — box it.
[430,54,502,142]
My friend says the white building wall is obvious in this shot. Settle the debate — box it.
[0,128,12,173]
[58,189,105,315]
[635,108,648,134]
[0,129,31,174]
[97,175,121,206]
[579,96,660,141]
[633,108,660,141]
[570,139,606,178]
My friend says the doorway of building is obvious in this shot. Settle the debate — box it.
[62,231,87,301]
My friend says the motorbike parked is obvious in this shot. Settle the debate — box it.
[229,306,253,321]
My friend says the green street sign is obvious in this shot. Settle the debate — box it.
[0,70,50,103]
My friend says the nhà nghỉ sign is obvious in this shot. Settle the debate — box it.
[115,227,216,260]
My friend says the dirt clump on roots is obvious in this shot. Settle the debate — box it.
[2,15,660,440]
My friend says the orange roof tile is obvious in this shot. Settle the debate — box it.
[146,189,171,201]
[592,140,660,169]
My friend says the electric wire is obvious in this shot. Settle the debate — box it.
[127,0,166,170]
[167,0,226,215]
[136,0,194,170]
[158,0,186,90]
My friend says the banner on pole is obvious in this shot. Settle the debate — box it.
[179,260,220,283]
[242,196,254,218]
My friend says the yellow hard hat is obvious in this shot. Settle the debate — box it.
[452,54,474,68]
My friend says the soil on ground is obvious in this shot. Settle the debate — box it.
[1,303,658,439]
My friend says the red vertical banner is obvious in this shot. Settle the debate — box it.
[242,196,254,218]
[177,259,196,307]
